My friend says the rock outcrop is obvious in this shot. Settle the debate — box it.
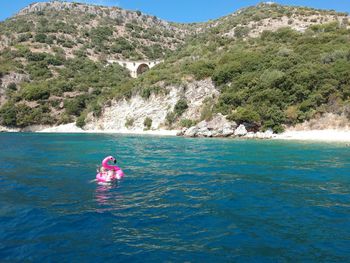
[179,114,237,137]
[179,114,275,139]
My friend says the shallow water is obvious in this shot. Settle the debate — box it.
[0,133,349,262]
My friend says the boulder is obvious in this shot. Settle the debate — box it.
[177,128,187,136]
[184,126,199,137]
[222,128,234,137]
[206,114,237,130]
[234,124,247,136]
[197,127,212,137]
[196,120,208,129]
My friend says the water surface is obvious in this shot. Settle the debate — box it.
[0,133,349,262]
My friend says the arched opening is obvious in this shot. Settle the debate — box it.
[136,63,150,76]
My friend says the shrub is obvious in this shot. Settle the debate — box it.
[7,83,17,91]
[46,55,64,66]
[212,61,242,85]
[110,38,134,53]
[58,113,73,124]
[13,104,54,127]
[260,106,286,133]
[187,60,215,80]
[228,106,261,124]
[64,96,87,116]
[200,104,213,121]
[0,102,17,126]
[26,62,52,80]
[90,26,113,45]
[140,88,151,99]
[165,111,176,126]
[125,117,134,128]
[174,99,188,117]
[234,26,250,38]
[26,52,47,62]
[180,119,197,128]
[76,115,86,128]
[34,33,47,43]
[143,117,152,130]
[18,33,32,42]
[22,84,50,101]
[285,105,299,124]
[91,103,102,117]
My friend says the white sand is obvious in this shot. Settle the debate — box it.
[37,123,179,136]
[274,129,350,142]
[37,123,84,133]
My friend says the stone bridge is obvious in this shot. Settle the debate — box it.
[107,59,163,78]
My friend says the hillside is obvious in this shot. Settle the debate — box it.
[0,1,349,133]
[0,1,193,128]
[120,3,350,133]
[2,1,192,60]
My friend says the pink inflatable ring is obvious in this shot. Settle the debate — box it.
[96,156,125,183]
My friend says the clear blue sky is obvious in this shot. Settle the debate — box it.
[1,0,349,22]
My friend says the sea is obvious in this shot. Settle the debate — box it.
[0,133,349,262]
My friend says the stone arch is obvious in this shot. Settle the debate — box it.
[136,63,150,76]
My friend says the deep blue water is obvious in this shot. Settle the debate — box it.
[0,133,349,262]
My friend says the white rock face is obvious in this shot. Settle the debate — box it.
[234,124,248,136]
[85,79,219,132]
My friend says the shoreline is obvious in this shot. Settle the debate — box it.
[35,123,179,136]
[2,123,350,142]
[273,130,350,142]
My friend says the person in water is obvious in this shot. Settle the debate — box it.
[97,164,116,180]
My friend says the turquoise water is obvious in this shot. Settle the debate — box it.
[0,133,349,262]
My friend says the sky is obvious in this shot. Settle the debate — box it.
[0,0,349,22]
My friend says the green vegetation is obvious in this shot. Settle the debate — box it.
[0,49,130,127]
[143,117,152,130]
[180,119,197,128]
[174,99,188,116]
[125,117,134,128]
[76,114,86,128]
